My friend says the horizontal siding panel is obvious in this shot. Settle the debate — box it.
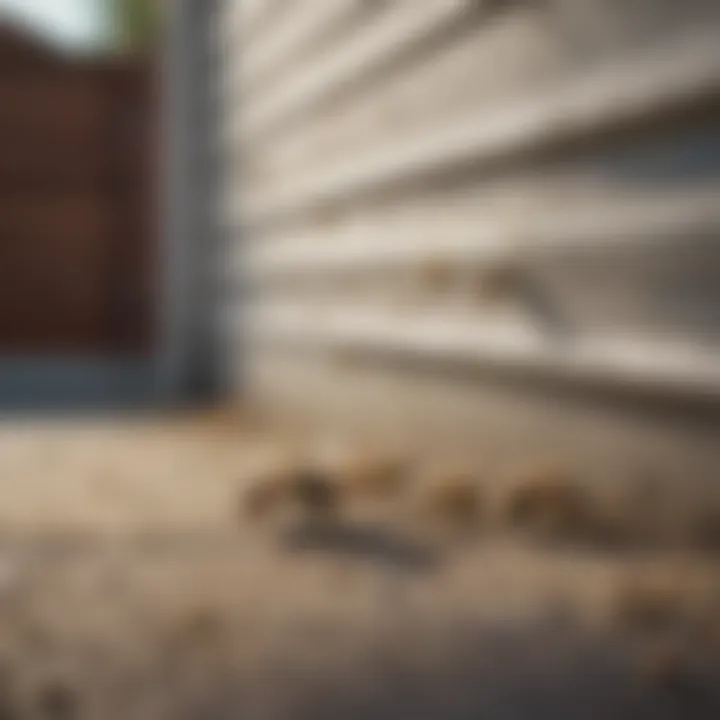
[222,0,286,48]
[241,0,474,140]
[245,193,720,276]
[245,308,720,403]
[239,0,360,97]
[245,8,567,192]
[243,30,720,226]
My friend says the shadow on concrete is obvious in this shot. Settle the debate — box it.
[279,518,442,574]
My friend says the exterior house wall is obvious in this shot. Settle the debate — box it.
[220,1,720,493]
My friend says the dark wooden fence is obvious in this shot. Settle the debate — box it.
[0,26,156,355]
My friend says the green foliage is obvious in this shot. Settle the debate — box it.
[109,0,160,53]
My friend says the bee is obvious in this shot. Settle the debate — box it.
[289,468,339,520]
[412,469,483,535]
[417,255,455,293]
[503,464,590,541]
[240,463,339,524]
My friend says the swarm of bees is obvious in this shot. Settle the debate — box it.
[239,446,720,563]
[239,441,487,536]
[239,451,651,546]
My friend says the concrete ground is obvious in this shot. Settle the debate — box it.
[0,415,717,719]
